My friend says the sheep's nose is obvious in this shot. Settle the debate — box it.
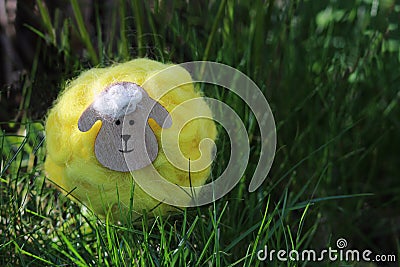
[121,134,131,142]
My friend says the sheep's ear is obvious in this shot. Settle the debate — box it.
[78,106,100,132]
[149,100,172,128]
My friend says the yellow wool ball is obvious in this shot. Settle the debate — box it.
[45,59,217,221]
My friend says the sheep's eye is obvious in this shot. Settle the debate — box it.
[115,120,121,126]
[129,120,135,125]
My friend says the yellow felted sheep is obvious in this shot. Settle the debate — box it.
[45,59,217,221]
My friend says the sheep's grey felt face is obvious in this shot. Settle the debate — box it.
[78,82,172,172]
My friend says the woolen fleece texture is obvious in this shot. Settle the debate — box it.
[45,59,217,220]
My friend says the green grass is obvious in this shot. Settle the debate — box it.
[1,0,400,266]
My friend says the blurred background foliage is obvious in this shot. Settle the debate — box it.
[0,0,399,265]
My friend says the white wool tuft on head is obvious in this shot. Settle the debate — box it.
[93,83,143,118]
